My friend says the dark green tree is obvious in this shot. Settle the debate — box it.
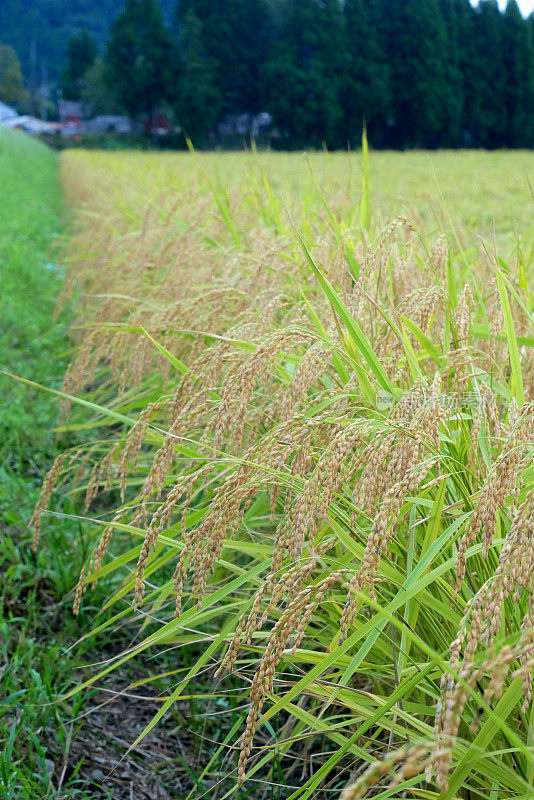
[264,0,346,148]
[105,0,178,120]
[342,0,391,148]
[81,59,122,114]
[0,44,27,108]
[438,0,474,146]
[502,0,534,147]
[383,0,449,148]
[62,30,97,100]
[174,9,221,141]
[175,0,271,114]
[464,0,507,146]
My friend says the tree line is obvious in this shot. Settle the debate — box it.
[4,0,534,148]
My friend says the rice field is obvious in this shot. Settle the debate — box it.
[25,145,534,798]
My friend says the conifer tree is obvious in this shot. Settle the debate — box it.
[106,0,178,120]
[62,30,97,101]
[174,9,221,141]
[342,0,391,148]
[502,0,534,146]
[384,0,449,148]
[264,0,346,148]
[438,0,474,146]
[466,0,507,146]
[175,0,270,114]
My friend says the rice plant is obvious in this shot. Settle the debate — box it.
[26,145,534,798]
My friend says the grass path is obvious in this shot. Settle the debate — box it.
[0,128,66,517]
[0,129,93,799]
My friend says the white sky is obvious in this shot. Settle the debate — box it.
[471,0,534,14]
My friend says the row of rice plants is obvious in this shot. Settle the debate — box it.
[29,144,534,798]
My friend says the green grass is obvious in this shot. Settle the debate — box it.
[0,128,67,519]
[0,129,100,800]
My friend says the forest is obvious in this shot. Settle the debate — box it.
[173,0,534,148]
[1,0,534,149]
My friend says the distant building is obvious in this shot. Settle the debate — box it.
[217,112,274,140]
[0,101,18,124]
[2,115,58,134]
[58,100,85,135]
[86,115,132,134]
[143,113,172,136]
[252,112,273,138]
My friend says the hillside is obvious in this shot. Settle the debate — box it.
[0,0,175,83]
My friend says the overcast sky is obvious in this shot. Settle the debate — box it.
[471,0,534,14]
